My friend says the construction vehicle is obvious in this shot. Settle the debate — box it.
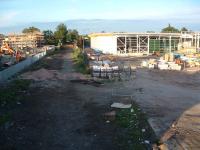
[0,40,14,55]
[0,40,23,67]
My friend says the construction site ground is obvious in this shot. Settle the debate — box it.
[1,46,200,149]
[113,57,200,149]
[0,46,156,150]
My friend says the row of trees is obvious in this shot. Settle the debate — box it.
[22,24,80,46]
[22,27,40,34]
[18,24,191,46]
[43,24,80,45]
[161,24,189,33]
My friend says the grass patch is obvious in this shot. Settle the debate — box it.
[114,103,157,150]
[0,79,31,107]
[0,113,11,126]
[72,48,90,74]
[0,79,31,126]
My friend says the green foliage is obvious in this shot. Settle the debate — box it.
[181,27,188,32]
[66,29,79,42]
[115,104,157,150]
[0,80,31,126]
[72,48,89,74]
[43,30,56,45]
[0,113,11,126]
[42,23,80,46]
[54,23,68,45]
[161,24,180,33]
[22,26,40,33]
[0,79,31,106]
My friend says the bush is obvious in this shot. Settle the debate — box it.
[72,48,89,74]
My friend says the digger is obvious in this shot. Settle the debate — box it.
[0,40,23,67]
[0,40,15,55]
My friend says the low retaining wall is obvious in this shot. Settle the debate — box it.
[0,51,47,82]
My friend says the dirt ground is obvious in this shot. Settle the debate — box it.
[0,47,156,150]
[1,46,200,149]
[112,57,200,149]
[0,48,118,150]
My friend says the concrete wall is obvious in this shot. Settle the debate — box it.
[90,36,117,54]
[0,51,47,82]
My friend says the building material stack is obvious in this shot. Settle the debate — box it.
[142,51,200,71]
[91,60,119,78]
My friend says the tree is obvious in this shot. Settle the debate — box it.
[70,29,79,42]
[43,30,56,45]
[22,26,40,33]
[181,27,188,32]
[66,29,79,42]
[54,23,68,44]
[161,24,180,33]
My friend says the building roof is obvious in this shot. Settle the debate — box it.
[8,32,44,37]
[88,32,196,38]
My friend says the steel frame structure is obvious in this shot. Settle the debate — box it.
[116,33,181,54]
[89,32,200,55]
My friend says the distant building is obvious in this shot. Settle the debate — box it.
[0,34,5,47]
[7,32,44,49]
[89,32,200,55]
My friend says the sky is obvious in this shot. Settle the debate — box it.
[0,0,200,33]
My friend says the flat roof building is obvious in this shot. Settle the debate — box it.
[89,32,200,55]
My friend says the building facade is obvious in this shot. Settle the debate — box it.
[89,32,200,55]
[7,32,44,49]
[0,34,5,47]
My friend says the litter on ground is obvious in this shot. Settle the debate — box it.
[111,102,132,109]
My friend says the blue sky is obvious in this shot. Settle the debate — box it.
[0,0,200,33]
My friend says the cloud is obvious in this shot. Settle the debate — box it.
[0,11,21,27]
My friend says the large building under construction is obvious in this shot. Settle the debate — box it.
[89,32,200,55]
[7,32,44,49]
